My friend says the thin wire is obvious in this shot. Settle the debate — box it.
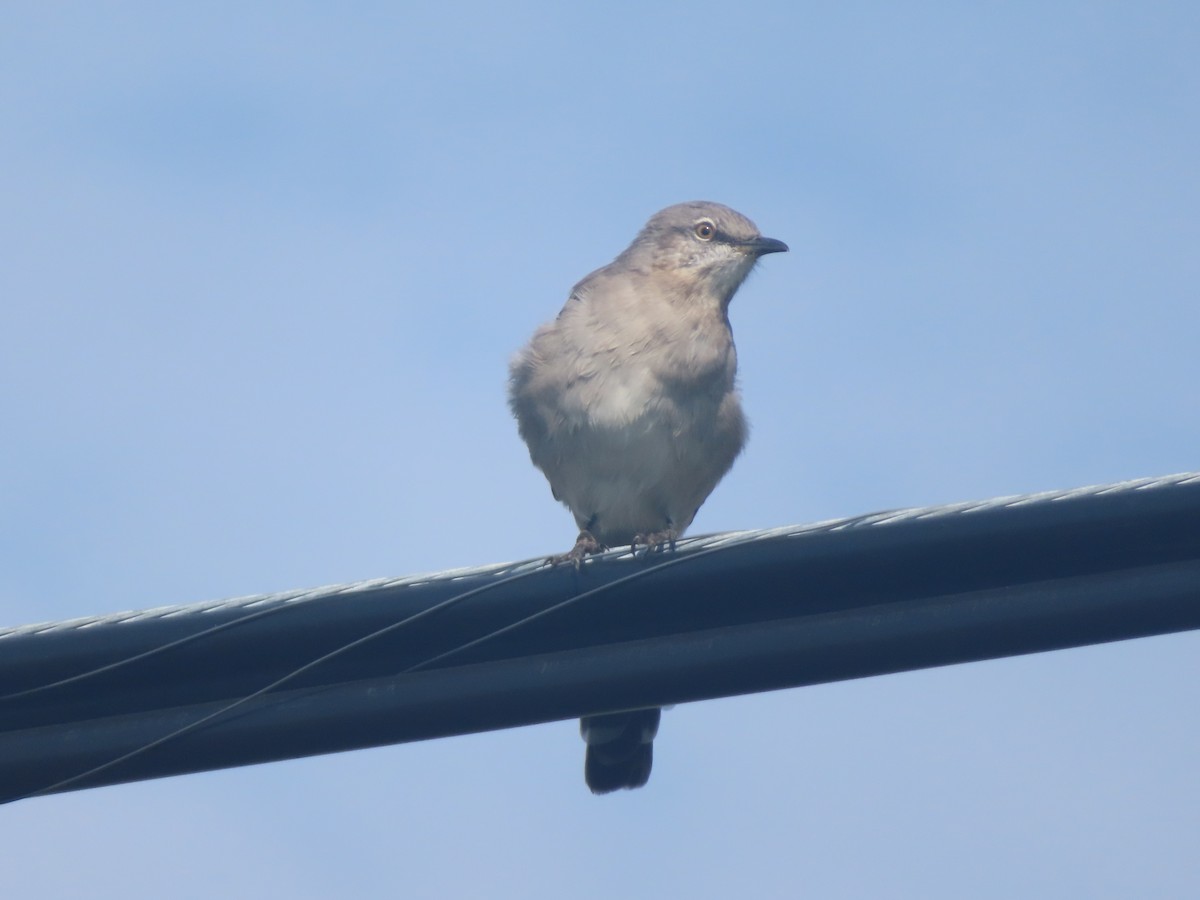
[1,536,750,804]
[406,537,750,672]
[1,603,322,702]
[0,556,551,702]
[1,559,558,803]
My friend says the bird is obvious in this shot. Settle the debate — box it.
[507,201,787,793]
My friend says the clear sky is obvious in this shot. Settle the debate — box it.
[3,3,1198,897]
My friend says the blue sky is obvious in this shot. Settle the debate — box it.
[2,3,1198,897]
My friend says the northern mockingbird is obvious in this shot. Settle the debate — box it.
[508,201,787,793]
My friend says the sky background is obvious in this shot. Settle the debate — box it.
[3,2,1199,897]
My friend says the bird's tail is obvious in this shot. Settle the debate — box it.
[580,708,661,794]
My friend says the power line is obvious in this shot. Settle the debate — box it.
[2,472,1198,802]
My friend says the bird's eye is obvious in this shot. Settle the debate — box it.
[694,220,716,241]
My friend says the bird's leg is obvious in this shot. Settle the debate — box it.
[548,529,606,568]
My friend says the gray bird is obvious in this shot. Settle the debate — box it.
[508,201,787,793]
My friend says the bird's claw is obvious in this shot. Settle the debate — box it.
[630,528,677,556]
[548,530,606,569]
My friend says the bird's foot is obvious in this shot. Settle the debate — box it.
[631,528,677,556]
[548,530,607,568]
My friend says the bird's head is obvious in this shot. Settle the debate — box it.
[619,201,788,309]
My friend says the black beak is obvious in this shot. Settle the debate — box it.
[748,235,788,256]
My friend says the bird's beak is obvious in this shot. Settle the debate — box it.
[746,236,789,256]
